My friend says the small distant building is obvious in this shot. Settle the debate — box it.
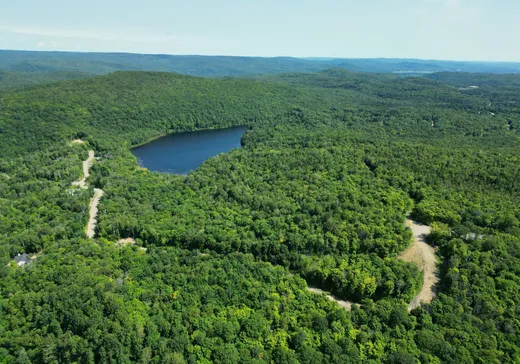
[14,254,32,267]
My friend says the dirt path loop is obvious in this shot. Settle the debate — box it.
[400,219,437,312]
[72,150,95,189]
[307,287,359,311]
[86,188,104,239]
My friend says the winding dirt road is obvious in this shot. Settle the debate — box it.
[72,151,95,189]
[86,188,104,238]
[307,287,359,311]
[71,146,104,239]
[400,219,436,311]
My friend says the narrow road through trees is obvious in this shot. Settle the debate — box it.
[86,188,104,239]
[72,150,95,189]
[71,146,104,239]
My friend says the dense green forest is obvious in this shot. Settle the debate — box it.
[0,68,519,363]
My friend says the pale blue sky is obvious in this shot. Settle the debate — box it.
[1,0,518,61]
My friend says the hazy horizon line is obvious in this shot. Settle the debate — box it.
[2,48,520,64]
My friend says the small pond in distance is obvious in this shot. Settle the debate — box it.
[131,126,248,174]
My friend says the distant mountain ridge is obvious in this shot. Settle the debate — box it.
[1,50,520,78]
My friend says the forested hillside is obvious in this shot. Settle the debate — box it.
[1,69,519,363]
[0,70,92,90]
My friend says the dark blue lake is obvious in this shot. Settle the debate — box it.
[131,126,248,174]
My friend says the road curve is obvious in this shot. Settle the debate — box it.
[307,218,436,313]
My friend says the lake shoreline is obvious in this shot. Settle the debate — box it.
[129,124,250,150]
[131,125,249,174]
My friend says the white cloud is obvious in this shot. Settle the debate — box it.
[35,40,58,49]
[0,26,194,44]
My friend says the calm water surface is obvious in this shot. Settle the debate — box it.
[131,126,248,174]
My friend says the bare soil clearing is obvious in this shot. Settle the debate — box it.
[71,139,86,144]
[118,238,147,252]
[118,238,136,246]
[400,219,437,311]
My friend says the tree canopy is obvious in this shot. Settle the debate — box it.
[1,69,519,363]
